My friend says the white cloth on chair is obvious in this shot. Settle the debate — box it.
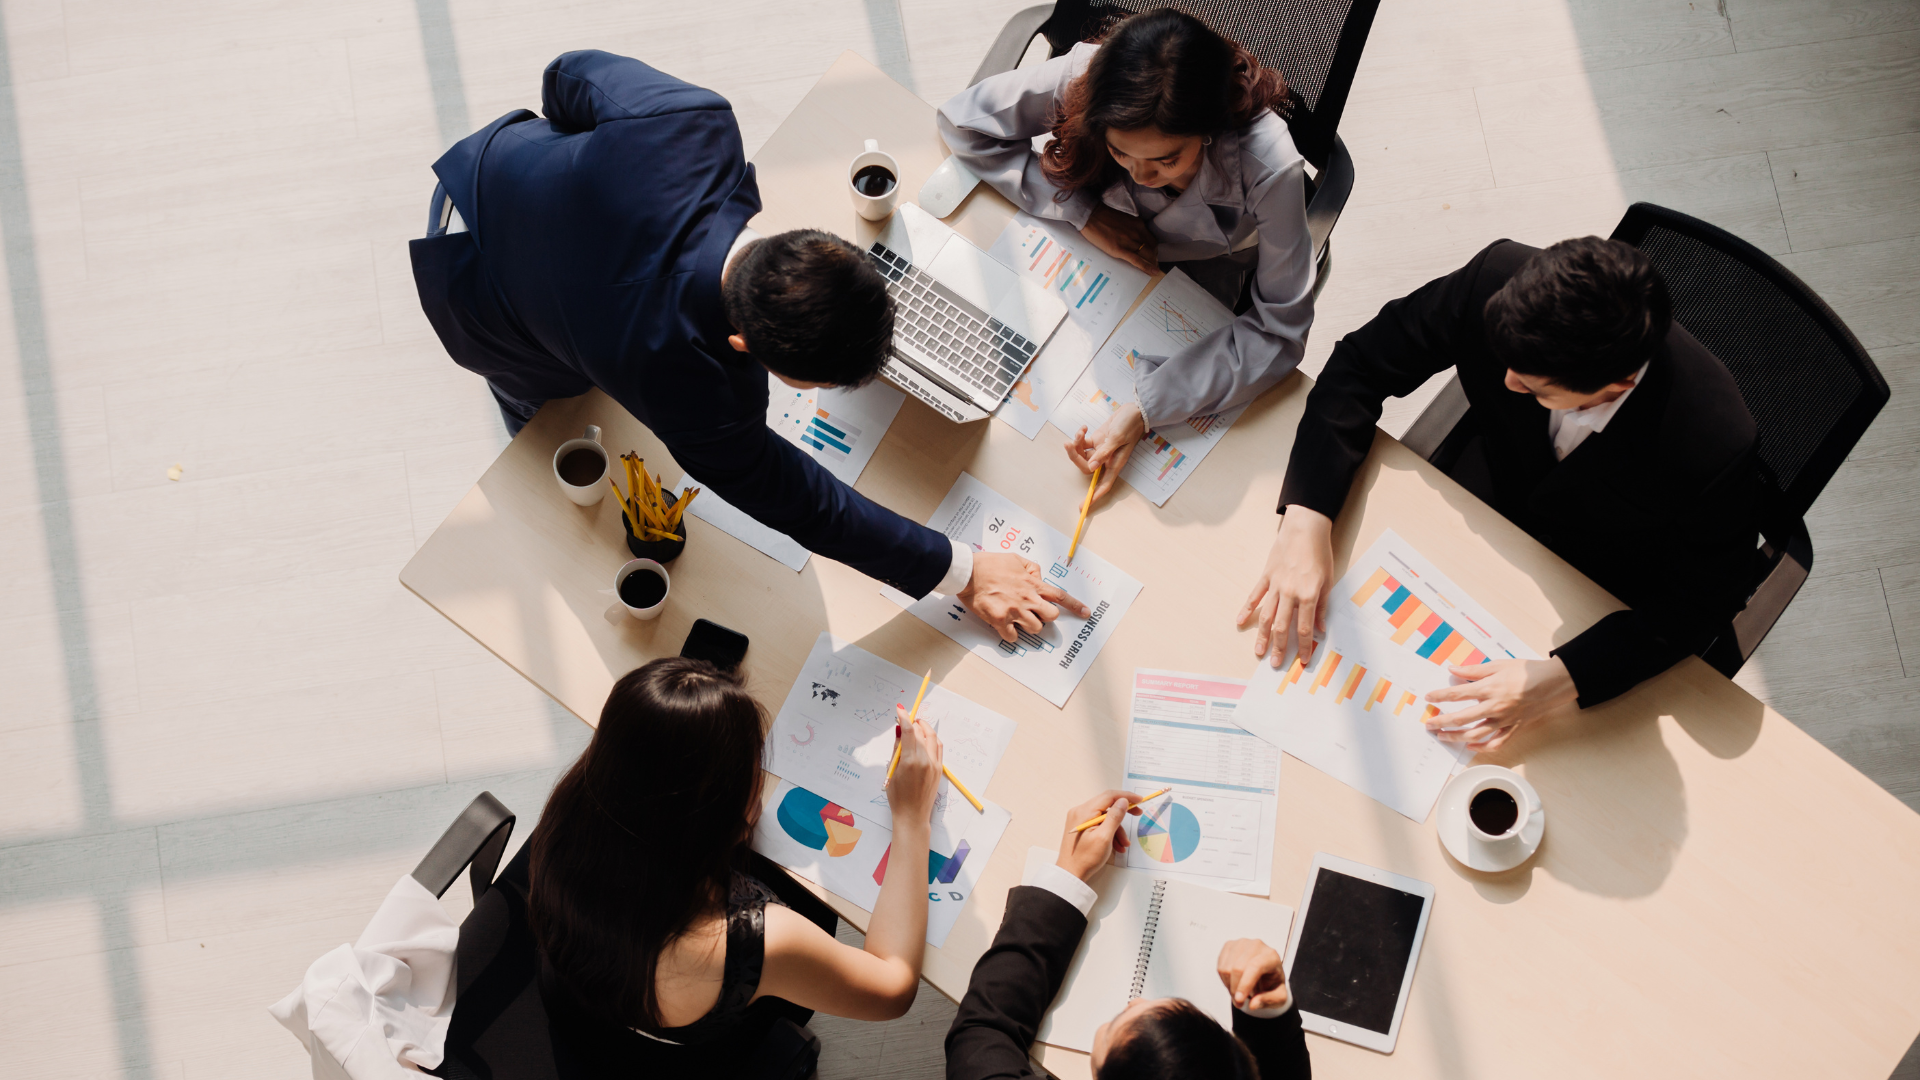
[269,873,459,1079]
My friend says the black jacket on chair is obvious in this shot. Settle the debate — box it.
[945,886,1311,1080]
[1278,240,1761,706]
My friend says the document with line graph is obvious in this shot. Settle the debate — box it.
[1238,530,1542,821]
[881,473,1143,707]
[1050,270,1245,506]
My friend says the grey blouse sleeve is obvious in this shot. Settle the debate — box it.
[934,47,1099,230]
[1133,153,1316,429]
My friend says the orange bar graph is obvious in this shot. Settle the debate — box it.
[1393,691,1417,715]
[1364,677,1392,711]
[1420,705,1441,723]
[1350,567,1392,605]
[1336,664,1367,704]
[1427,631,1466,665]
[1308,652,1343,694]
[1274,654,1307,696]
[1389,601,1430,643]
[1440,636,1476,666]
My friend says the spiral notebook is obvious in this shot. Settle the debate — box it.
[1025,848,1295,1053]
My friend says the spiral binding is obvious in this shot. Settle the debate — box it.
[1128,879,1169,999]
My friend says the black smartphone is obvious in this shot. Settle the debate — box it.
[680,618,749,671]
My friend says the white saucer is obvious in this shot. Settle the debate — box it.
[1437,765,1544,872]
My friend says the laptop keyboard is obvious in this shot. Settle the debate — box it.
[868,241,1039,402]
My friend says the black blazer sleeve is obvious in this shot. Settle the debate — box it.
[1233,1007,1313,1080]
[1550,443,1762,705]
[945,886,1087,1080]
[1276,243,1504,517]
[659,416,953,598]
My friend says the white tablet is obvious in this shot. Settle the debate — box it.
[1282,852,1434,1053]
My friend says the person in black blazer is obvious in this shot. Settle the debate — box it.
[946,791,1311,1080]
[412,50,1085,638]
[1239,237,1761,747]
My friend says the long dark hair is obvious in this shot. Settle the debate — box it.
[1043,8,1290,197]
[1098,999,1259,1080]
[528,657,768,1030]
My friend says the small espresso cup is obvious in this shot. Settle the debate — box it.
[848,139,900,222]
[614,558,671,621]
[553,426,608,507]
[1465,774,1529,844]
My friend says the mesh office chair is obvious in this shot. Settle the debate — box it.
[419,793,837,1080]
[969,0,1381,287]
[1401,203,1891,677]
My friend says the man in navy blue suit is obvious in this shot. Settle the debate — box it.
[411,50,1086,635]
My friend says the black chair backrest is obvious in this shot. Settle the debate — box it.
[1611,203,1889,528]
[1036,0,1381,169]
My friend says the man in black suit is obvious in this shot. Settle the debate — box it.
[1239,237,1761,748]
[946,791,1311,1080]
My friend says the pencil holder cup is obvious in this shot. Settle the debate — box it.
[623,491,689,563]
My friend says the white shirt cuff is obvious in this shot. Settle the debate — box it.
[1237,1001,1295,1019]
[933,540,973,596]
[1019,861,1098,917]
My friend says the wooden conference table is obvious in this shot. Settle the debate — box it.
[401,52,1920,1080]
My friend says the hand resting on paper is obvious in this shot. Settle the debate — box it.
[960,552,1090,643]
[1055,789,1146,881]
[1065,403,1149,503]
[1081,204,1158,274]
[1238,506,1334,667]
[1423,656,1579,751]
[1217,938,1291,1013]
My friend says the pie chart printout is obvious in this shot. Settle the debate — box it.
[776,786,864,857]
[1137,801,1202,863]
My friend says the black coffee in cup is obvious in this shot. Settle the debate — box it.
[852,164,896,197]
[619,568,667,609]
[558,447,605,486]
[1469,787,1519,835]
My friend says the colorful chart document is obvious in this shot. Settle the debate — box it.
[986,213,1151,439]
[753,778,1011,947]
[1117,670,1279,896]
[882,473,1144,707]
[766,633,1019,837]
[1050,270,1244,506]
[678,376,906,571]
[1238,530,1542,822]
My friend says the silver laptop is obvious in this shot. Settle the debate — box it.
[866,203,1069,422]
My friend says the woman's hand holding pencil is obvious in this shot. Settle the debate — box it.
[882,710,944,829]
[1056,789,1149,882]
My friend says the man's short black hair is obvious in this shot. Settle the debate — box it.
[721,228,894,386]
[1484,236,1672,394]
[1097,999,1257,1080]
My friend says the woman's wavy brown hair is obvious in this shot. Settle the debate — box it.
[1042,8,1290,198]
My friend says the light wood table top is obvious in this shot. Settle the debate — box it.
[400,51,1920,1080]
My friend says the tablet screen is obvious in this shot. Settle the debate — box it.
[1290,867,1428,1034]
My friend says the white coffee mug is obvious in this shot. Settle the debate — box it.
[1465,774,1530,845]
[848,139,900,221]
[553,426,608,506]
[615,558,670,621]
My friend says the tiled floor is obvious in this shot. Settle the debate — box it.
[0,0,1913,1077]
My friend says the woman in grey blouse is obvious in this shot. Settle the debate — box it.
[937,9,1316,499]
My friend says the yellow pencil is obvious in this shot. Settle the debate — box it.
[1071,787,1170,832]
[1067,466,1100,565]
[944,765,985,812]
[885,670,933,787]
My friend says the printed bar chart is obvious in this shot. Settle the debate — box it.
[1309,651,1343,694]
[800,409,861,461]
[1335,664,1367,704]
[1352,566,1490,666]
[1364,677,1393,711]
